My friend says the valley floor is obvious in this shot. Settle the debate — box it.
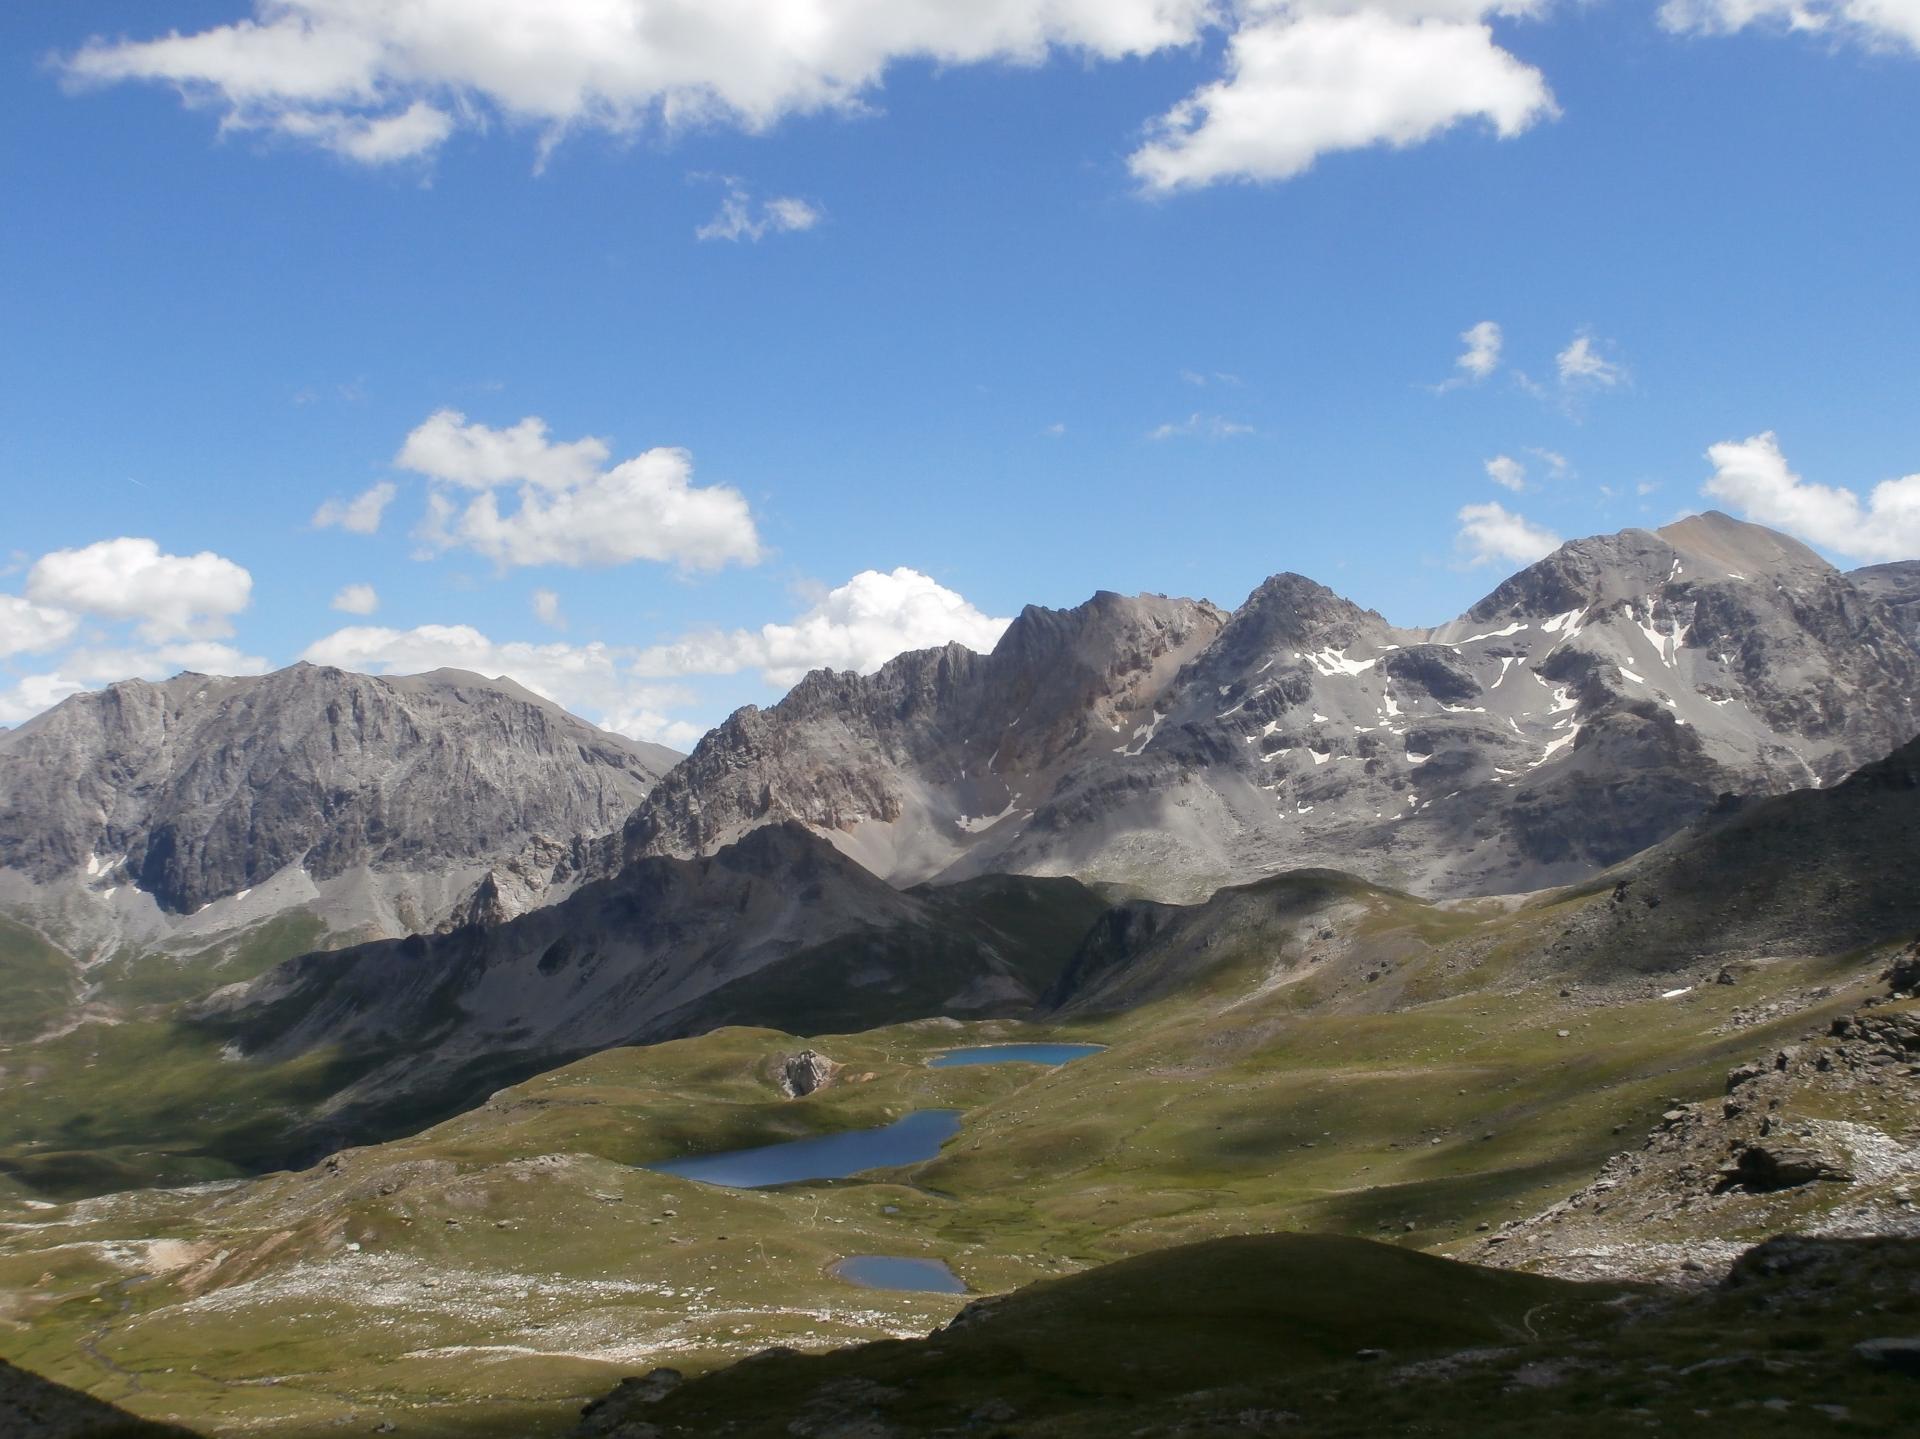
[3,904,1916,1437]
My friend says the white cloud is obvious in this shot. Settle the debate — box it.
[331,583,379,615]
[1557,334,1626,388]
[300,623,701,746]
[0,641,271,727]
[634,567,1013,687]
[25,538,253,642]
[696,184,824,242]
[59,3,1570,188]
[265,98,456,164]
[1485,454,1527,491]
[1148,413,1256,441]
[61,0,1220,166]
[1660,0,1920,52]
[1455,500,1561,567]
[313,481,398,534]
[1129,10,1557,191]
[1455,320,1504,382]
[532,588,566,630]
[398,411,608,492]
[1700,431,1920,563]
[399,410,762,571]
[0,596,80,658]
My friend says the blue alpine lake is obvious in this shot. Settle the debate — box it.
[927,1043,1106,1069]
[832,1255,969,1294]
[645,1109,962,1189]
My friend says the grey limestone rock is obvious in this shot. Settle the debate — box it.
[0,662,678,918]
[612,514,1920,902]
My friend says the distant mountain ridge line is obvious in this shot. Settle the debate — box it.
[610,511,1920,902]
[1,513,1915,936]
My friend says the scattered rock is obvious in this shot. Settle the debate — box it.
[1854,1338,1920,1376]
[1716,1142,1852,1194]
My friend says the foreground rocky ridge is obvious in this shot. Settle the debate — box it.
[617,513,1920,900]
[1480,946,1920,1286]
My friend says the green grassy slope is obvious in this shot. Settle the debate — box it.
[590,1231,1920,1439]
[0,917,80,1044]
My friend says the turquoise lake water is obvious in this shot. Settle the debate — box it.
[927,1043,1105,1069]
[832,1255,968,1294]
[645,1110,962,1189]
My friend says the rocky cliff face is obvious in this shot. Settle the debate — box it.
[618,591,1227,884]
[615,514,1920,900]
[0,664,679,936]
[1851,561,1920,646]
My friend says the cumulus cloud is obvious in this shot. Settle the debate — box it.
[0,596,80,658]
[25,538,253,641]
[300,622,702,747]
[57,3,1571,187]
[1457,320,1504,381]
[1433,320,1502,392]
[1455,500,1561,567]
[1660,0,1920,52]
[634,567,1013,687]
[531,588,566,630]
[331,583,379,615]
[313,481,398,534]
[399,409,762,571]
[1557,333,1626,388]
[60,0,1219,166]
[1147,413,1256,441]
[696,183,823,242]
[0,641,271,727]
[1485,454,1527,491]
[399,412,608,492]
[1700,431,1920,563]
[1129,9,1557,191]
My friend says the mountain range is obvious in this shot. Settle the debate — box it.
[616,511,1918,900]
[2,512,1914,1008]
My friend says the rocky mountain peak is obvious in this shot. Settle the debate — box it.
[0,663,679,927]
[1656,510,1833,581]
[613,517,1920,903]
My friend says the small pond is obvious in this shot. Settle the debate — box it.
[928,1043,1106,1069]
[645,1110,962,1189]
[832,1255,968,1294]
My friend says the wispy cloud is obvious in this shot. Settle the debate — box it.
[1148,413,1255,441]
[695,181,824,243]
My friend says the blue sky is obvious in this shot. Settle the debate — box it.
[2,1,1917,744]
